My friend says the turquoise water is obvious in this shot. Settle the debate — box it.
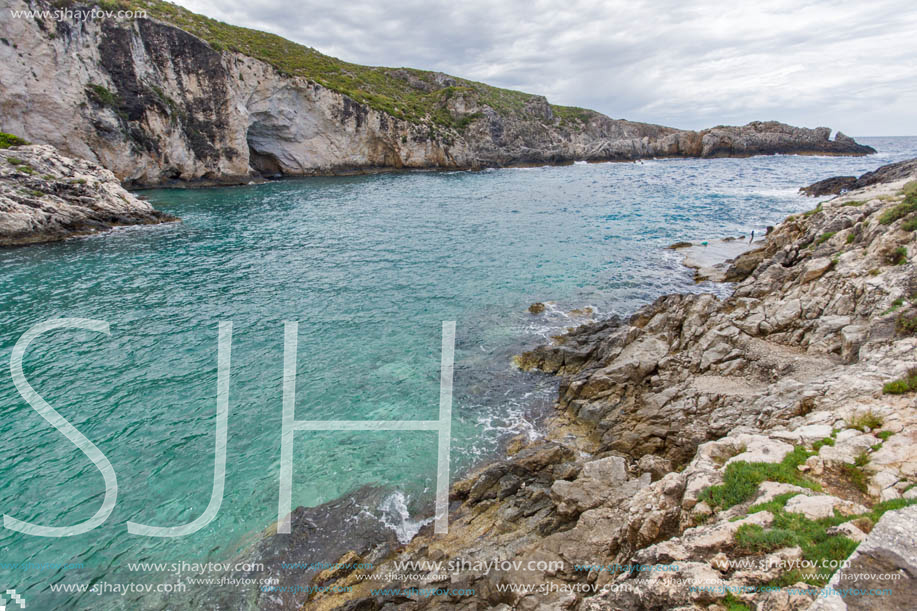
[1,137,916,609]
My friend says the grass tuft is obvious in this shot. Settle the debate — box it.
[883,368,917,394]
[699,446,819,509]
[878,193,917,225]
[849,410,883,432]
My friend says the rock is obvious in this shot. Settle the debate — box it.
[869,430,917,478]
[814,505,917,610]
[0,144,176,246]
[582,456,628,481]
[754,482,813,504]
[826,522,868,543]
[802,257,835,282]
[725,436,795,466]
[800,175,858,196]
[725,247,767,281]
[528,302,546,314]
[638,454,674,480]
[771,424,833,445]
[784,495,866,520]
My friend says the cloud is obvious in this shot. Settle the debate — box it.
[175,0,917,135]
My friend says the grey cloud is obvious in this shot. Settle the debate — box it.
[178,0,917,135]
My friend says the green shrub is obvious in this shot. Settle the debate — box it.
[903,217,917,232]
[86,83,121,107]
[882,298,905,315]
[883,368,917,394]
[722,593,751,611]
[803,203,823,218]
[878,195,917,225]
[896,312,917,335]
[736,502,858,586]
[843,459,869,493]
[890,246,908,265]
[816,231,836,245]
[0,133,29,149]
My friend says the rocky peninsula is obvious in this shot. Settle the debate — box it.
[0,139,175,246]
[250,159,917,611]
[1,0,874,188]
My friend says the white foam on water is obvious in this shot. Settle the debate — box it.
[520,301,602,342]
[378,491,431,544]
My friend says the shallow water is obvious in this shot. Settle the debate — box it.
[1,137,915,609]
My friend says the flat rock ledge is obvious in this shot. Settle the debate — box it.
[0,144,176,246]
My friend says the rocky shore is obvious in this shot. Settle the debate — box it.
[0,142,175,246]
[278,159,917,611]
[0,1,874,187]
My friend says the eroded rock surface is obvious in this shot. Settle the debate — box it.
[0,143,175,245]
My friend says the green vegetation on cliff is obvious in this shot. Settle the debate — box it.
[54,0,596,129]
[0,132,29,149]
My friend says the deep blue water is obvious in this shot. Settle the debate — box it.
[0,137,915,609]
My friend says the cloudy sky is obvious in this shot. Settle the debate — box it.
[176,0,916,136]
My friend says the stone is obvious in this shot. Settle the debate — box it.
[725,436,794,466]
[785,495,866,520]
[771,424,833,444]
[815,506,917,610]
[826,522,868,542]
[802,257,835,282]
[582,456,629,482]
[800,175,857,196]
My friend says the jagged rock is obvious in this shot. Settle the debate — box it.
[0,144,176,245]
[800,175,858,196]
[785,495,866,519]
[826,522,868,543]
[811,506,917,610]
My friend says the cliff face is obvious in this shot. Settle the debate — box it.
[0,0,874,187]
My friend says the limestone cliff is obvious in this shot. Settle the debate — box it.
[0,0,875,187]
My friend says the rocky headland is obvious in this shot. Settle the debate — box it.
[0,139,175,246]
[270,159,917,611]
[0,0,874,188]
